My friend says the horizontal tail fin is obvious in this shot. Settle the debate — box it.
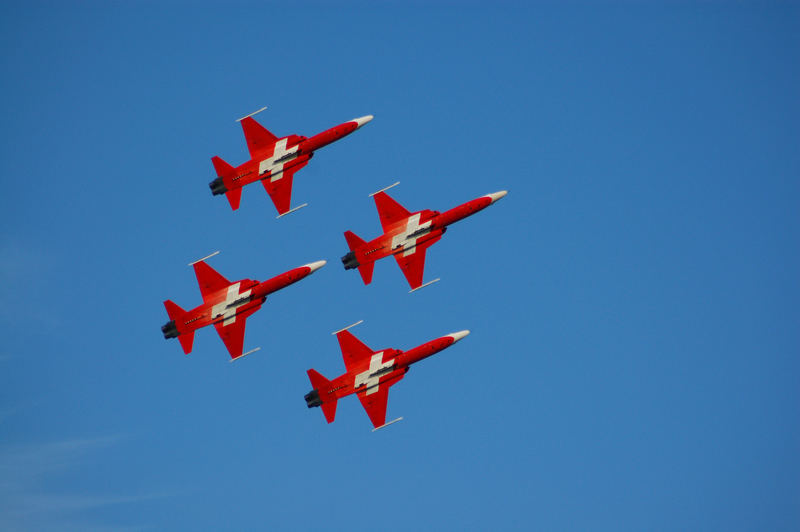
[163,300,194,354]
[357,262,375,285]
[163,299,186,322]
[344,230,366,251]
[177,332,195,355]
[211,156,234,177]
[225,188,242,210]
[343,231,375,285]
[307,369,337,423]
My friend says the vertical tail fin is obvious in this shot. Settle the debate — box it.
[343,230,375,285]
[163,300,194,354]
[306,369,338,423]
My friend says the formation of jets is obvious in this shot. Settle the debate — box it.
[162,109,507,430]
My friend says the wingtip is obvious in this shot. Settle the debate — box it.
[230,347,262,362]
[331,320,363,335]
[236,106,267,122]
[372,417,404,432]
[188,251,220,266]
[276,203,309,219]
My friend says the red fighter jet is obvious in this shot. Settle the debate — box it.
[305,321,470,430]
[341,183,508,291]
[209,107,373,216]
[161,252,326,360]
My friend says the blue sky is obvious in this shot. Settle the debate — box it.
[1,2,798,530]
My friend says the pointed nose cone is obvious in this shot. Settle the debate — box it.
[486,190,507,204]
[304,260,327,273]
[352,115,374,129]
[447,330,471,343]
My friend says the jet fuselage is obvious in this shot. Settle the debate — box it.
[305,331,469,408]
[210,116,373,197]
[343,191,508,271]
[161,261,326,339]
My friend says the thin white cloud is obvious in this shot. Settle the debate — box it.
[0,238,63,332]
[0,436,174,531]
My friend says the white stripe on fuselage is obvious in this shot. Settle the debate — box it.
[258,138,299,182]
[211,283,252,326]
[391,213,432,257]
[354,352,395,395]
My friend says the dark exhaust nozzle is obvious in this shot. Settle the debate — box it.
[341,251,359,270]
[161,320,178,339]
[209,177,227,196]
[305,389,322,408]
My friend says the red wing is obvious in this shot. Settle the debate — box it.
[262,161,308,215]
[193,261,231,302]
[213,306,260,360]
[393,235,441,290]
[357,372,405,429]
[240,117,278,158]
[336,329,374,373]
[373,191,411,232]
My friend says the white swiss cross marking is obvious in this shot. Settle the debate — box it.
[258,138,298,182]
[211,283,251,327]
[391,213,432,257]
[354,352,394,395]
